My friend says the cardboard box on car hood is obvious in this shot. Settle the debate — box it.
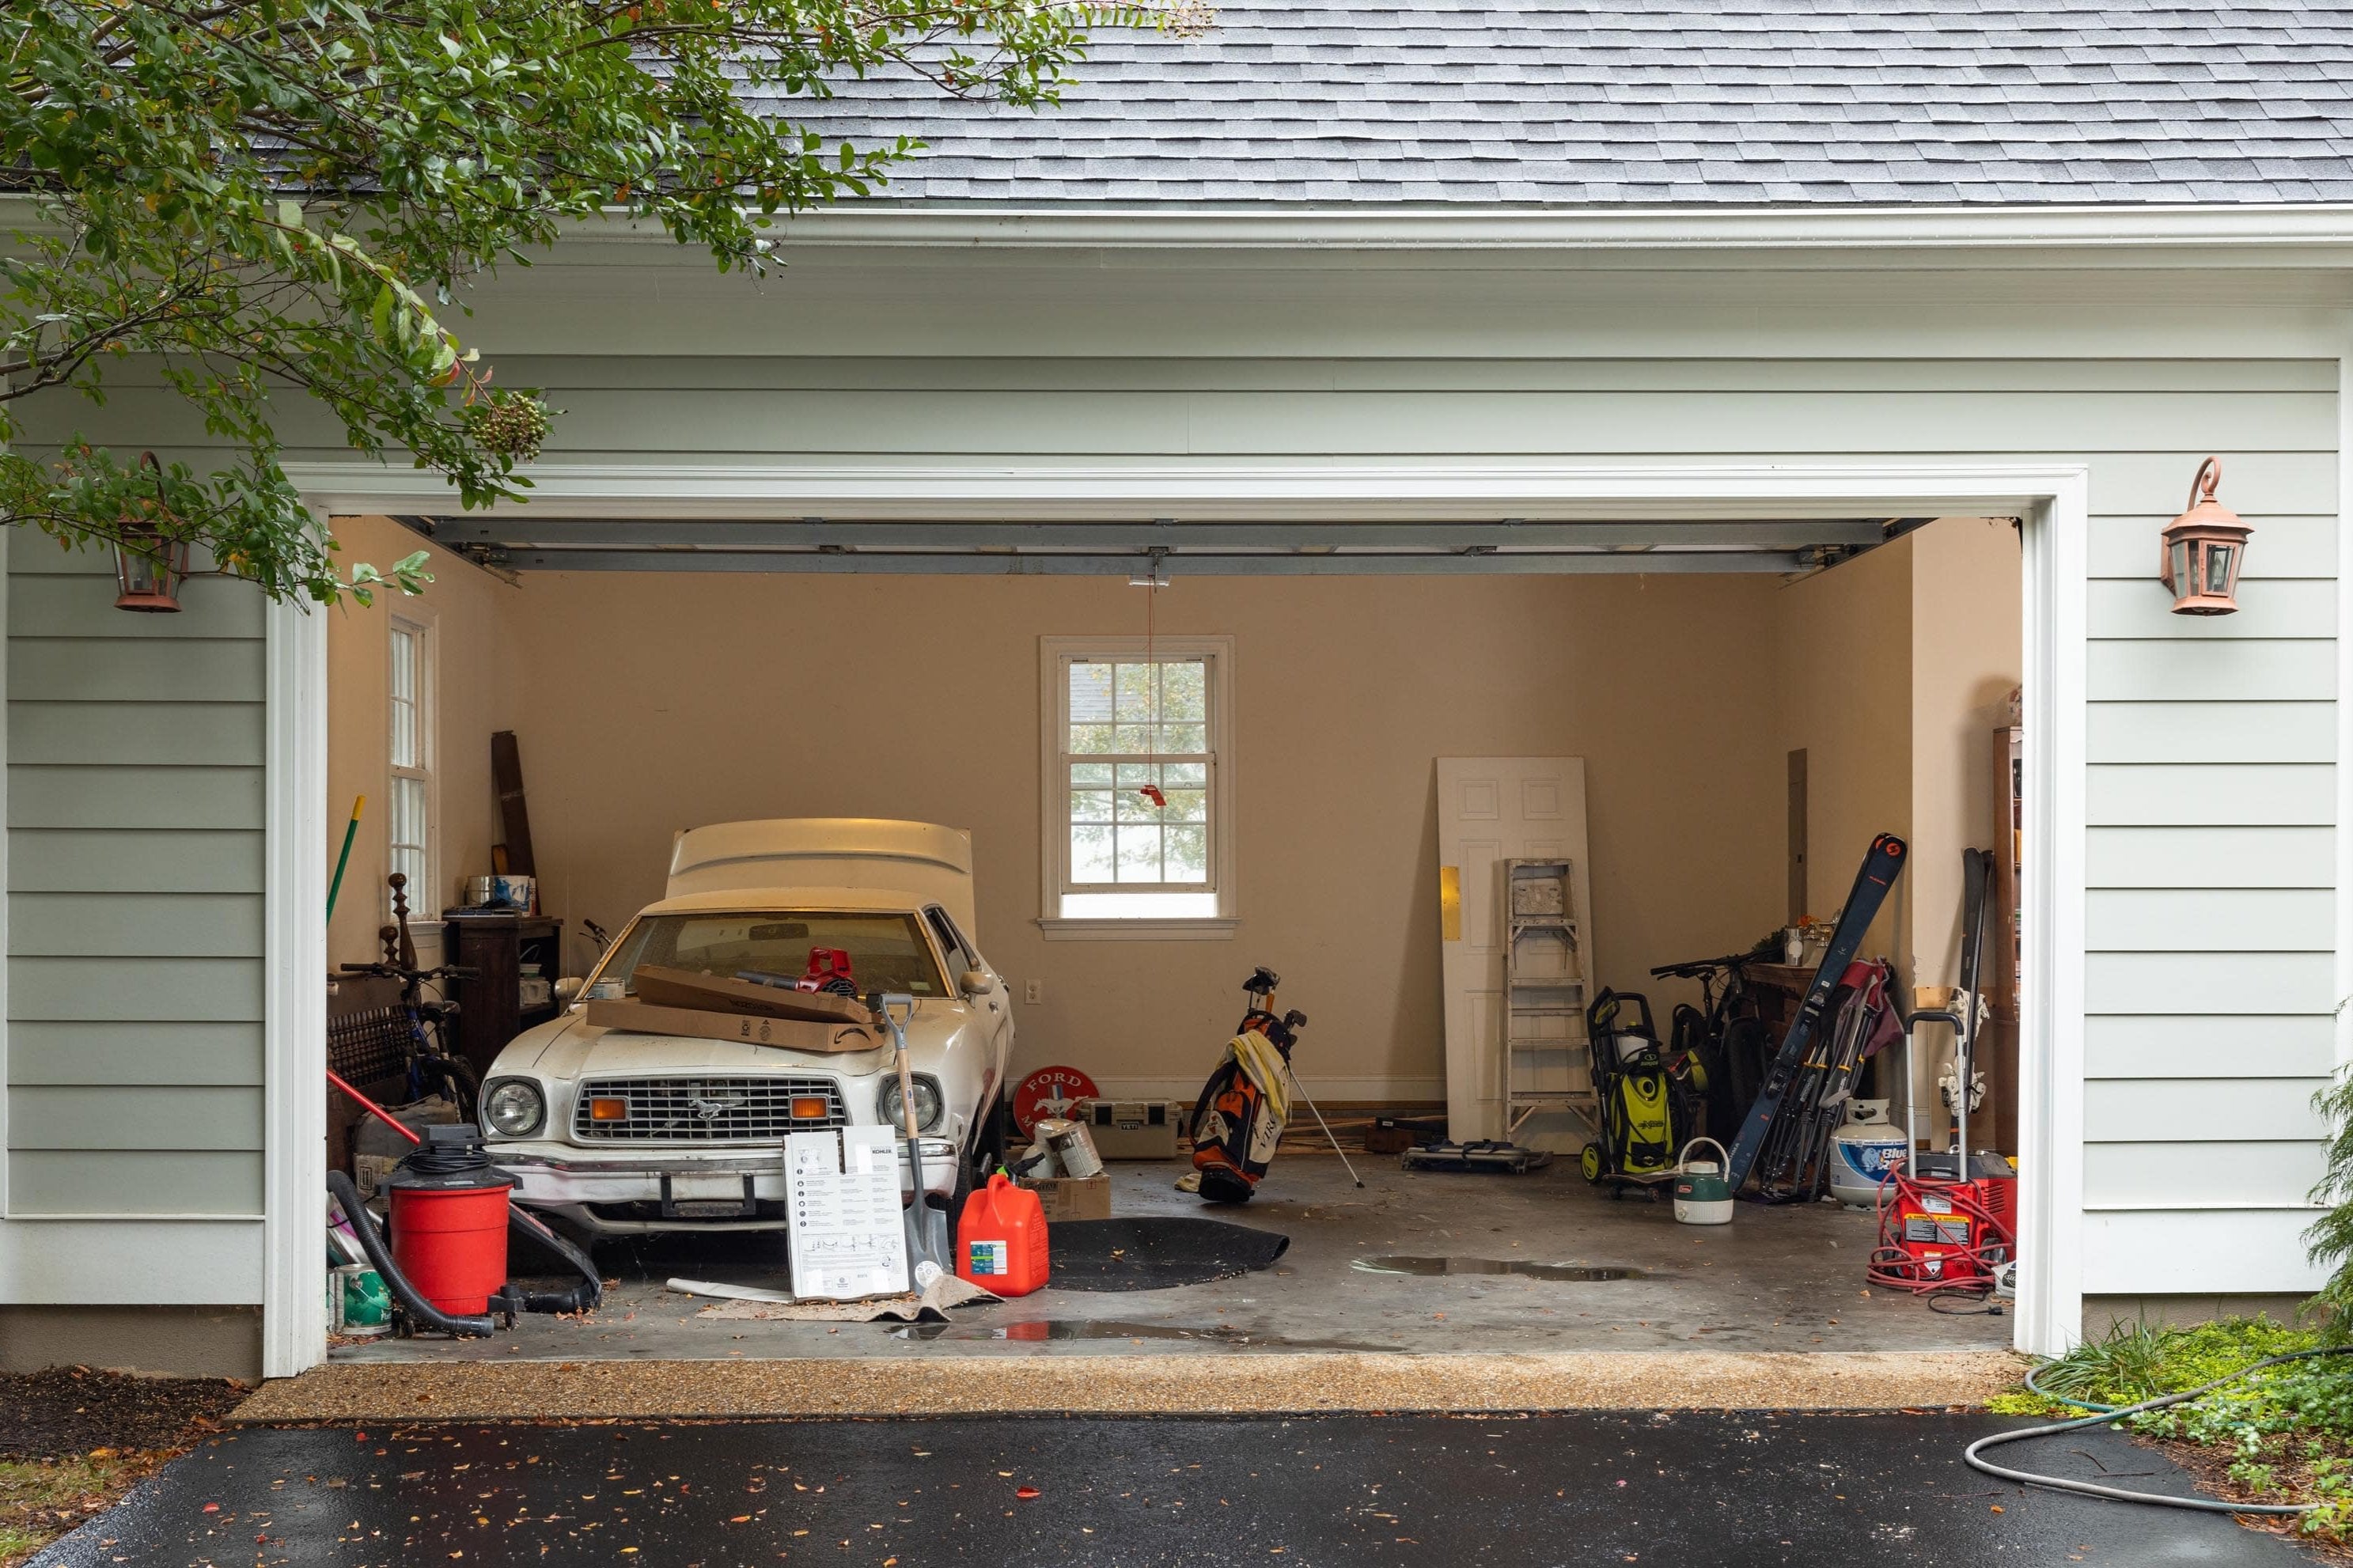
[586,998,880,1054]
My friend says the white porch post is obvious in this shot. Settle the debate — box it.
[262,585,330,1377]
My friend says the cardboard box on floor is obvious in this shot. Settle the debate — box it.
[1020,1171,1111,1223]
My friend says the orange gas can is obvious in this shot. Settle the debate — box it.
[956,1173,1050,1296]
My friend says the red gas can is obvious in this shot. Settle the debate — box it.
[956,1173,1050,1296]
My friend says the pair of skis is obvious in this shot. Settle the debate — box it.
[1723,832,1909,1193]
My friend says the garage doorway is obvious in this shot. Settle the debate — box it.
[279,462,2083,1377]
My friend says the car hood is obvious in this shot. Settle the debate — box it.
[496,1005,968,1081]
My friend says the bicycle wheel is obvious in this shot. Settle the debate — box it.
[430,1054,481,1121]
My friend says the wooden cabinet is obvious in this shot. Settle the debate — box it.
[441,913,564,1078]
[1984,725,2024,1157]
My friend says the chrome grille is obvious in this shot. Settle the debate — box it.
[570,1075,847,1142]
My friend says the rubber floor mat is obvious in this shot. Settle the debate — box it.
[1048,1218,1291,1291]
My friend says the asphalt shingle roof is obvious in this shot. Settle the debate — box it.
[773,0,2353,204]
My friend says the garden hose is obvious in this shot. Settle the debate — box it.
[2020,1359,2116,1412]
[1968,1345,2353,1514]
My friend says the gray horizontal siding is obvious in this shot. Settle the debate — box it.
[9,831,264,893]
[11,957,263,1022]
[7,1085,262,1151]
[7,1150,261,1216]
[53,354,2347,396]
[6,531,268,1230]
[7,1022,263,1086]
[10,703,264,767]
[9,894,263,958]
[2070,362,2338,1271]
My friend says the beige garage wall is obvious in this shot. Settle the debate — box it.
[1909,517,2025,989]
[324,515,514,968]
[1758,517,2022,1138]
[487,570,1790,1098]
[320,521,2018,1108]
[1768,536,1916,963]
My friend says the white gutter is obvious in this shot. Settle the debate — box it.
[9,191,2351,261]
[738,202,2353,256]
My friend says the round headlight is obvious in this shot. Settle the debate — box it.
[483,1079,545,1138]
[877,1076,945,1134]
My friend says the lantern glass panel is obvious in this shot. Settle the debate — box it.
[2207,543,2235,597]
[2170,540,2192,592]
[120,549,167,595]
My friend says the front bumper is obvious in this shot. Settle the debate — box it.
[494,1138,959,1236]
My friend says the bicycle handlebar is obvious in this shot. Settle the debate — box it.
[1648,952,1755,979]
[338,961,481,983]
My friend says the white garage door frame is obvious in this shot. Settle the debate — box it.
[265,460,2090,1372]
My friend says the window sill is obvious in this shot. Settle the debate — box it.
[1035,916,1240,942]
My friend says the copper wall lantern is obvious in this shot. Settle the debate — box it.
[2159,456,2250,616]
[112,452,191,613]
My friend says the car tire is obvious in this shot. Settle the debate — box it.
[956,1092,1010,1215]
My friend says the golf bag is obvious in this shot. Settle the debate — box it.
[1188,968,1307,1204]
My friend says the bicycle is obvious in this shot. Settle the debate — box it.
[1649,937,1779,1144]
[338,873,482,1119]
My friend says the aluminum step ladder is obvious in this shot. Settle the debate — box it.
[1502,858,1598,1146]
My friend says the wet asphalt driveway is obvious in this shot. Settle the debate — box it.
[32,1411,2306,1566]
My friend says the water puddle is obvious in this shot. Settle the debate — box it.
[1350,1256,1645,1282]
[889,1319,1397,1352]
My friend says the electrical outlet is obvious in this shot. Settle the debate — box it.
[1024,979,1044,1005]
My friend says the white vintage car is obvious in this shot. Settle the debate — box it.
[476,819,1012,1241]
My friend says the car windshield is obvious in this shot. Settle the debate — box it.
[597,911,947,998]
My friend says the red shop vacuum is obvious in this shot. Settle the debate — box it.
[1866,849,2018,1303]
[328,1075,601,1336]
[385,1126,516,1315]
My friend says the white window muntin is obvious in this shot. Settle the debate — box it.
[1039,634,1236,928]
[387,615,434,916]
[1063,654,1214,894]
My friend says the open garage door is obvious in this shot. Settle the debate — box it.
[280,461,2072,1384]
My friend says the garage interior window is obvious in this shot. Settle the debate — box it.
[387,615,433,915]
[1040,635,1235,930]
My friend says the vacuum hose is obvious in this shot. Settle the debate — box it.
[493,1203,604,1316]
[327,1170,495,1339]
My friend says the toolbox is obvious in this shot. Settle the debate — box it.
[1074,1098,1183,1159]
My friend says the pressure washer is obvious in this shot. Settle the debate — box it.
[1865,848,2018,1305]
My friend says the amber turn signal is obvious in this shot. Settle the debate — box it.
[588,1097,629,1122]
[790,1096,829,1121]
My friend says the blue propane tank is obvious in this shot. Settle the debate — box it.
[1828,1100,1911,1209]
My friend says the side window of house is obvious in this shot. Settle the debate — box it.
[387,616,433,916]
[1042,638,1232,923]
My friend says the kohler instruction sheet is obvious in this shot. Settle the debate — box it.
[785,1125,909,1300]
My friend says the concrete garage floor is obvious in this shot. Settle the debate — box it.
[335,1154,2012,1365]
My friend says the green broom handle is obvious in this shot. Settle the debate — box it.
[326,795,365,921]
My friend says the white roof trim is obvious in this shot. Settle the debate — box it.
[741,203,2353,256]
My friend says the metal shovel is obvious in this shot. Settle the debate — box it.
[874,992,953,1282]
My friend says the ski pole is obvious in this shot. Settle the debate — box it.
[1287,1067,1365,1189]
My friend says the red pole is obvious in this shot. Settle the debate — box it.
[328,1068,422,1145]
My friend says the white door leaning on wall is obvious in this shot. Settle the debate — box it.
[1434,758,1593,1146]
